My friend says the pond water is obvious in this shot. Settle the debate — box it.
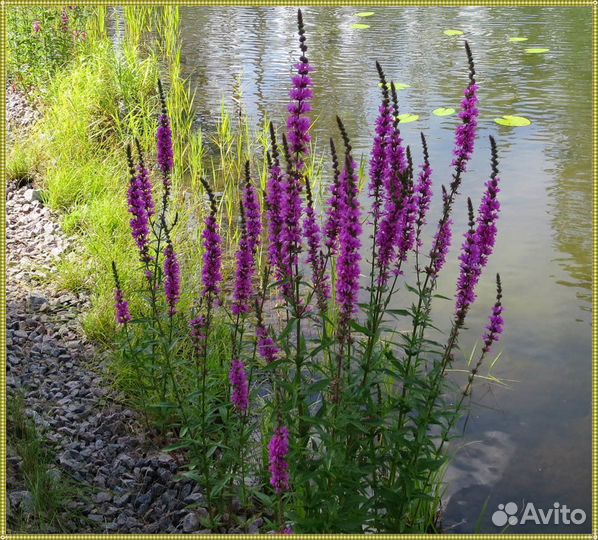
[176,6,592,533]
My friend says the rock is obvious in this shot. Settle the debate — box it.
[94,492,112,504]
[23,188,42,203]
[182,511,200,533]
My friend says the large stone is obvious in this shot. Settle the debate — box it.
[23,188,42,203]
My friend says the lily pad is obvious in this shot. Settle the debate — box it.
[525,48,550,54]
[443,29,464,36]
[509,37,528,42]
[351,23,370,29]
[494,115,531,127]
[356,11,375,17]
[378,82,411,90]
[398,113,419,124]
[432,107,456,117]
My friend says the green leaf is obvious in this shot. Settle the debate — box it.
[398,113,419,124]
[509,37,528,42]
[525,47,550,53]
[443,29,464,36]
[432,107,456,117]
[494,115,531,127]
[355,11,375,17]
[378,82,411,90]
[351,23,370,29]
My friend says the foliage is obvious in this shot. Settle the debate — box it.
[7,6,90,94]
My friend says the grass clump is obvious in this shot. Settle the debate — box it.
[7,394,89,533]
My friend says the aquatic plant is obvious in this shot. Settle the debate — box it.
[113,10,506,534]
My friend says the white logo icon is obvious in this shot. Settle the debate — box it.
[492,502,519,526]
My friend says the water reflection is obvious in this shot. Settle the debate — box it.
[175,7,592,532]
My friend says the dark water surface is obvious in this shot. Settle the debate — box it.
[176,7,592,533]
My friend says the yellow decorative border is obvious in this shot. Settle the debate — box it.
[0,1,595,539]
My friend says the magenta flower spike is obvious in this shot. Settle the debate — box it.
[163,241,181,317]
[257,325,280,364]
[451,42,479,176]
[414,133,433,247]
[482,273,504,354]
[111,262,131,325]
[200,178,223,297]
[287,9,314,171]
[135,139,155,218]
[268,425,290,493]
[324,138,343,254]
[126,145,151,263]
[265,124,286,273]
[369,63,395,220]
[229,358,249,413]
[243,161,262,253]
[335,118,362,321]
[157,80,174,191]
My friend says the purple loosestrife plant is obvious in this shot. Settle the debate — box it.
[229,358,249,413]
[111,23,511,533]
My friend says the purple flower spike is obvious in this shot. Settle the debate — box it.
[369,63,395,220]
[266,124,286,273]
[200,178,223,297]
[135,140,155,218]
[482,274,504,354]
[429,186,452,276]
[335,119,362,322]
[257,325,279,364]
[190,315,207,353]
[455,138,501,319]
[126,145,150,262]
[111,262,131,325]
[114,288,131,325]
[278,134,304,299]
[157,80,174,182]
[268,425,290,493]
[229,358,249,413]
[304,176,329,308]
[414,133,433,246]
[232,204,257,316]
[474,136,501,268]
[286,9,314,170]
[280,528,294,535]
[451,42,478,175]
[231,165,260,314]
[243,161,262,252]
[163,242,180,317]
[324,138,343,254]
